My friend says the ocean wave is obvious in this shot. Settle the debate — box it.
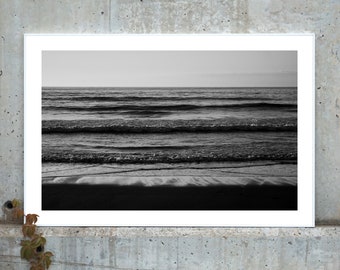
[89,145,193,151]
[42,96,276,102]
[43,103,297,112]
[42,143,297,164]
[42,118,297,134]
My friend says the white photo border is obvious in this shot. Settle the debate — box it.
[24,34,315,227]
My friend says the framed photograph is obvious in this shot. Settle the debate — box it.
[24,34,315,226]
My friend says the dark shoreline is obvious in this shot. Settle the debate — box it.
[42,184,297,210]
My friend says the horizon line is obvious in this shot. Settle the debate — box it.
[42,86,298,89]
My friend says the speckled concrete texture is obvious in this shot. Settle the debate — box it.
[1,225,340,269]
[0,0,340,269]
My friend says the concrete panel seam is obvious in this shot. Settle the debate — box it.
[0,35,4,81]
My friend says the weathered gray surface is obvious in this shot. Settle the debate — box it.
[0,225,340,270]
[0,0,340,269]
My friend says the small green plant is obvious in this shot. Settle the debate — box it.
[6,199,53,270]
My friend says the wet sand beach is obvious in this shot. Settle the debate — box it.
[42,184,297,210]
[42,161,297,210]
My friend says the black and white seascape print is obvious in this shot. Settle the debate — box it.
[42,51,298,210]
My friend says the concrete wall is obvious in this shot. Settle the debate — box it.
[0,0,339,269]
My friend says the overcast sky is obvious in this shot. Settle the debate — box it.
[42,51,297,87]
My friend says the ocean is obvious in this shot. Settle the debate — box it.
[42,87,298,210]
